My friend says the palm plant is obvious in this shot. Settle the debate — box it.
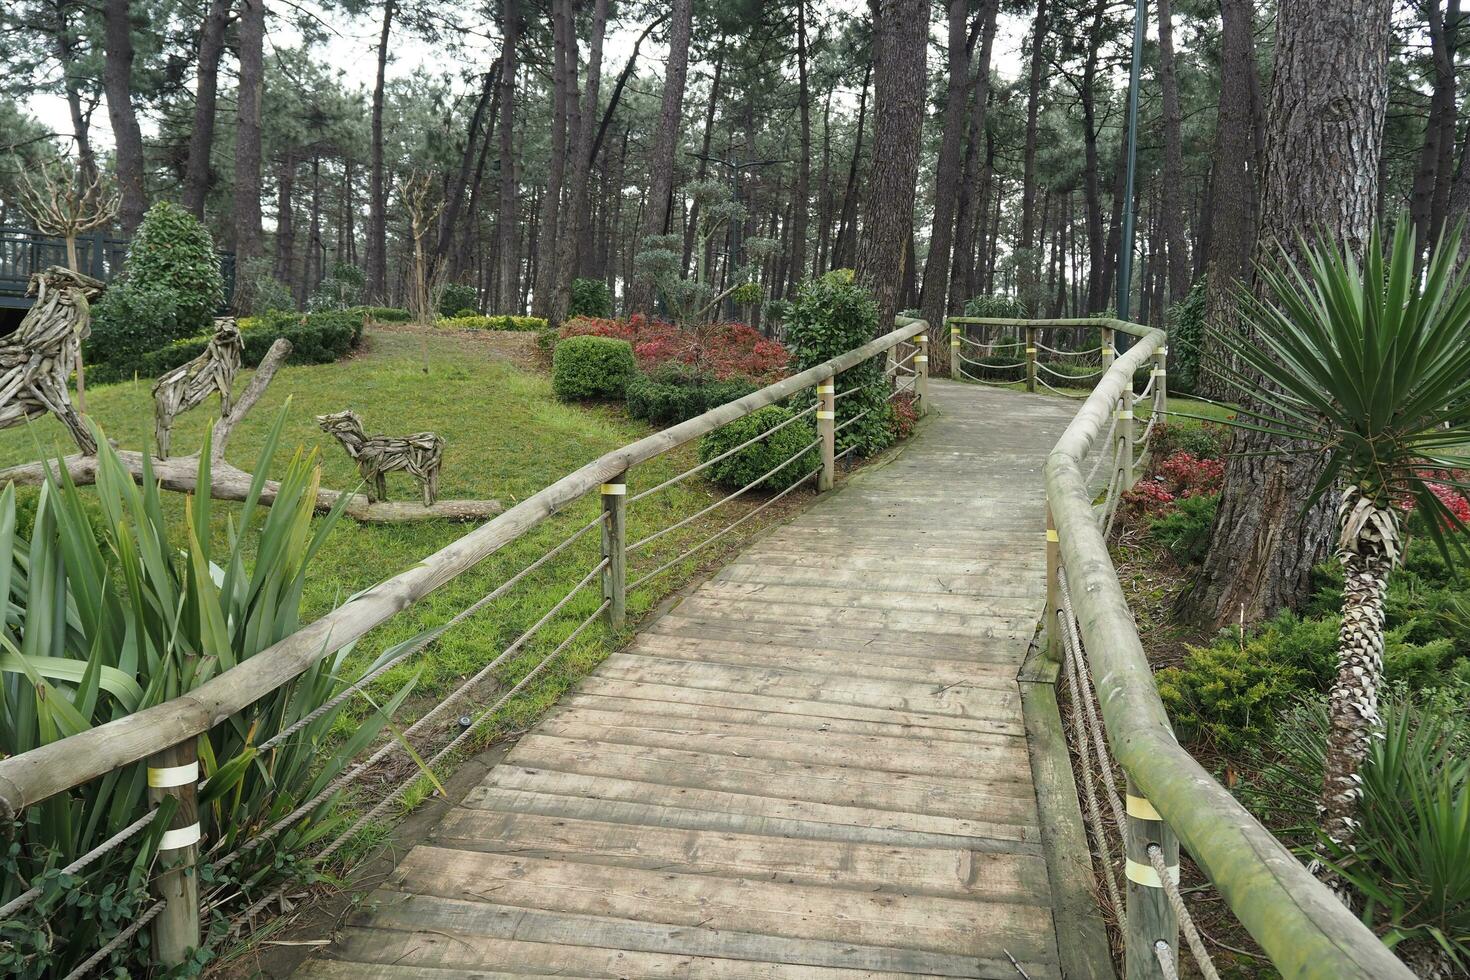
[1210,219,1470,870]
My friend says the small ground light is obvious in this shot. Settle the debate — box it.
[458,715,472,728]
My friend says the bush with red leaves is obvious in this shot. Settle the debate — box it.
[1122,450,1225,518]
[560,315,789,383]
[890,391,919,441]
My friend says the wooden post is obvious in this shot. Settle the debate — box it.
[1044,500,1061,662]
[147,740,201,967]
[1101,325,1116,368]
[1118,391,1136,490]
[600,471,627,628]
[817,375,836,491]
[914,332,929,415]
[1125,776,1179,980]
[1025,326,1038,393]
[1152,344,1167,423]
[949,322,961,379]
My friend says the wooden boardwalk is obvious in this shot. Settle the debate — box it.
[296,380,1098,980]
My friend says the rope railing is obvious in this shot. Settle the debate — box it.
[0,317,933,977]
[1038,315,1414,980]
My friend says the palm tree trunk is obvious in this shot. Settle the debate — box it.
[1318,486,1399,873]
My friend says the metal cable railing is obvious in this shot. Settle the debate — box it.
[0,318,933,978]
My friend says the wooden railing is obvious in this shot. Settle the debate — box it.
[966,314,1414,980]
[0,318,929,975]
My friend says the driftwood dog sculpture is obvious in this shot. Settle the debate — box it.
[316,410,444,506]
[0,267,103,454]
[151,318,245,458]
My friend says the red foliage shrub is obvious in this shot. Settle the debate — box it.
[1394,470,1470,527]
[560,316,789,383]
[1122,450,1224,518]
[890,391,919,441]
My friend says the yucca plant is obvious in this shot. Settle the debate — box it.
[1209,219,1470,873]
[0,414,416,977]
[1246,700,1470,975]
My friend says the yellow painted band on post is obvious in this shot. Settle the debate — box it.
[599,483,626,496]
[1046,529,1059,543]
[1152,368,1166,377]
[1125,857,1180,888]
[816,410,835,420]
[1161,346,1169,355]
[1026,348,1037,355]
[158,823,202,851]
[148,762,199,788]
[916,333,928,343]
[950,326,960,334]
[816,384,834,394]
[1127,794,1162,820]
[1116,410,1134,420]
[914,355,928,364]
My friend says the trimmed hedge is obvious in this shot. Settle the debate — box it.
[698,405,818,492]
[437,314,548,332]
[552,336,636,401]
[362,307,411,322]
[88,308,368,384]
[625,373,757,426]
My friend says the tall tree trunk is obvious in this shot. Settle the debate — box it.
[437,66,499,279]
[949,0,999,312]
[626,0,695,314]
[51,2,99,189]
[1079,0,1108,312]
[815,83,836,278]
[367,0,395,301]
[1155,0,1191,303]
[1016,0,1049,311]
[919,0,971,357]
[1198,0,1261,400]
[682,43,726,276]
[275,154,296,288]
[101,0,148,234]
[182,0,232,218]
[231,0,267,312]
[550,0,609,326]
[856,0,929,333]
[788,0,813,298]
[1183,0,1394,626]
[496,2,520,314]
[833,60,873,271]
[1411,0,1460,260]
[532,0,574,318]
[305,153,322,304]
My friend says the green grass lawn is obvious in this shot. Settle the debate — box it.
[0,328,811,828]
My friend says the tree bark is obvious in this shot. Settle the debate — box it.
[626,0,695,314]
[550,0,609,326]
[1016,0,1049,311]
[231,0,267,312]
[50,1,99,189]
[833,60,873,271]
[787,0,813,298]
[1182,0,1394,627]
[182,0,233,218]
[1155,0,1191,304]
[101,0,147,234]
[496,0,520,314]
[1079,0,1108,312]
[436,66,499,280]
[855,0,929,333]
[274,153,296,288]
[1198,0,1260,400]
[532,0,574,319]
[682,42,725,276]
[919,0,971,355]
[367,0,396,302]
[1411,0,1460,260]
[948,0,999,312]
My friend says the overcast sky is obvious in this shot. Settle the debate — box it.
[25,2,1037,156]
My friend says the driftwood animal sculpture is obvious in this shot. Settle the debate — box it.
[316,410,444,506]
[0,267,103,454]
[151,318,245,458]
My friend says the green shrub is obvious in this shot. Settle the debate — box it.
[536,325,559,353]
[552,336,636,400]
[1147,491,1217,564]
[698,405,819,492]
[438,282,478,316]
[437,314,548,331]
[1151,420,1226,459]
[453,307,478,318]
[239,256,295,313]
[1166,277,1206,393]
[309,263,364,311]
[965,352,1027,383]
[569,277,614,318]
[88,202,223,364]
[786,273,895,457]
[625,372,757,426]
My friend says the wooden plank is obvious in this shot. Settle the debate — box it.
[535,712,1031,777]
[334,891,1057,978]
[663,595,1035,638]
[715,562,1046,599]
[694,580,1043,617]
[595,654,1025,720]
[646,615,1031,664]
[624,632,1019,688]
[474,768,1041,847]
[431,808,1052,901]
[386,847,1059,962]
[570,676,1027,736]
[503,735,1041,817]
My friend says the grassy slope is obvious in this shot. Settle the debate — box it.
[0,329,808,808]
